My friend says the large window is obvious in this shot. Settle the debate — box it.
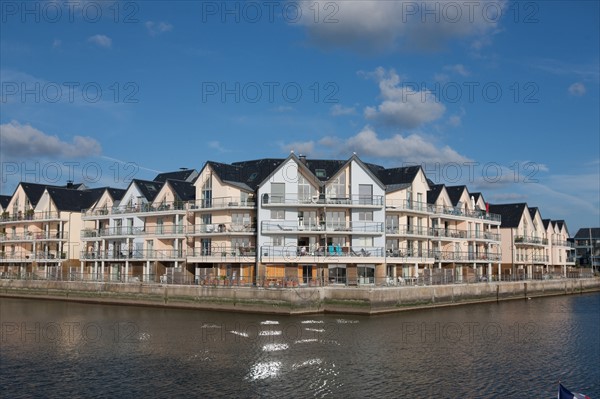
[358,265,375,284]
[298,174,316,201]
[326,171,346,198]
[328,265,346,284]
[326,211,345,229]
[232,213,250,227]
[271,209,285,220]
[271,183,285,203]
[359,184,373,205]
[386,215,399,233]
[202,176,212,207]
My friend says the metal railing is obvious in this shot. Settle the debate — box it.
[514,236,548,245]
[261,194,384,207]
[80,249,185,260]
[82,200,189,217]
[81,225,185,238]
[0,211,61,222]
[260,245,385,259]
[385,199,429,212]
[187,223,256,235]
[0,251,66,261]
[428,204,501,222]
[261,220,383,234]
[189,197,256,210]
[0,231,69,242]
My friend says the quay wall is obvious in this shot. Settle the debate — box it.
[1,279,599,315]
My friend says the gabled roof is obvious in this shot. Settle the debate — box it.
[574,227,600,239]
[167,179,196,201]
[106,188,126,201]
[446,185,468,206]
[470,192,484,203]
[45,187,101,212]
[542,219,552,230]
[554,220,565,230]
[208,159,284,190]
[427,184,445,204]
[131,179,163,201]
[374,165,422,186]
[528,206,541,220]
[154,169,198,183]
[20,182,54,207]
[297,158,347,182]
[0,195,10,209]
[488,203,528,228]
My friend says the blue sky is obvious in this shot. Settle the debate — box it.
[1,0,598,233]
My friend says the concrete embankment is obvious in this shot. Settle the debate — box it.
[1,278,599,315]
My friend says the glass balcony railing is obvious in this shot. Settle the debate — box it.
[261,220,383,234]
[81,225,185,238]
[260,194,384,207]
[0,231,68,242]
[80,249,185,260]
[0,211,61,222]
[187,223,256,235]
[514,236,548,245]
[385,199,429,212]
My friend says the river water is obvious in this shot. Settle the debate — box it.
[1,293,598,398]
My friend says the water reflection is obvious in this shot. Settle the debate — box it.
[1,293,598,398]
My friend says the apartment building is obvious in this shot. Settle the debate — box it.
[489,203,576,278]
[574,227,600,271]
[1,154,583,285]
[80,169,197,282]
[0,182,102,279]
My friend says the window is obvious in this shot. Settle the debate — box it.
[202,176,212,207]
[232,213,250,226]
[272,236,284,246]
[358,211,373,221]
[326,171,346,198]
[386,215,398,233]
[326,211,345,229]
[328,265,346,284]
[271,183,285,203]
[271,209,285,220]
[232,237,250,249]
[201,238,211,255]
[315,169,326,178]
[359,184,373,205]
[358,265,375,284]
[357,236,373,247]
[298,174,316,201]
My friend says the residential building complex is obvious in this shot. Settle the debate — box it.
[0,154,582,285]
[574,227,600,272]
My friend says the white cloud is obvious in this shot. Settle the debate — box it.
[363,67,445,129]
[568,82,586,96]
[282,126,470,164]
[444,64,470,77]
[88,34,112,48]
[52,39,61,48]
[207,141,230,153]
[273,105,294,113]
[330,104,356,116]
[0,121,101,159]
[295,0,507,52]
[146,21,173,36]
[448,115,462,127]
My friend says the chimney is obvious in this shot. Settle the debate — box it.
[299,154,307,165]
[66,180,74,189]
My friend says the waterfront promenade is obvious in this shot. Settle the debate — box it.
[1,275,598,315]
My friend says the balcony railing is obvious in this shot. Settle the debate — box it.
[432,250,502,262]
[187,223,256,235]
[189,197,256,210]
[261,220,383,234]
[532,255,549,263]
[385,199,429,213]
[552,239,573,247]
[0,251,66,261]
[82,201,189,217]
[0,211,61,222]
[428,204,501,222]
[81,225,185,238]
[80,249,185,260]
[189,246,257,259]
[261,194,384,207]
[260,245,385,259]
[514,236,548,245]
[430,228,467,239]
[386,225,431,237]
[0,231,68,242]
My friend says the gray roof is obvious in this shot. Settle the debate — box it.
[488,203,528,228]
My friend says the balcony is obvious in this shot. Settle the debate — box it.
[432,250,502,262]
[260,194,384,208]
[386,225,431,238]
[187,222,256,235]
[532,254,549,263]
[552,239,573,247]
[0,231,68,242]
[187,246,257,263]
[0,211,61,223]
[514,236,548,246]
[428,204,501,223]
[81,225,185,239]
[430,228,467,239]
[82,201,189,218]
[0,251,65,262]
[466,231,501,241]
[261,220,383,235]
[189,197,256,211]
[260,245,385,263]
[385,249,435,263]
[80,249,185,261]
[385,199,429,214]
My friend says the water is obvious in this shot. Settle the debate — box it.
[1,293,598,398]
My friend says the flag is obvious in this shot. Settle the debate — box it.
[558,383,591,399]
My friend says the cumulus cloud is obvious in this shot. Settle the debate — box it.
[444,64,470,77]
[282,126,470,164]
[363,67,445,129]
[0,121,101,159]
[295,0,507,52]
[88,34,112,48]
[330,104,356,116]
[568,82,586,96]
[146,21,173,36]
